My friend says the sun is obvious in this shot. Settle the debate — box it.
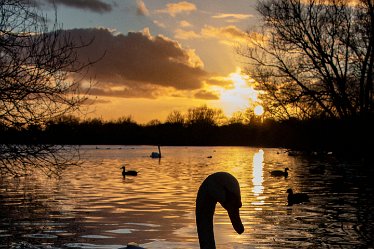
[254,105,264,116]
[211,68,260,117]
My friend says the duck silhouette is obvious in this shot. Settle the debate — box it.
[270,167,289,177]
[121,165,138,177]
[287,188,309,205]
[120,172,244,249]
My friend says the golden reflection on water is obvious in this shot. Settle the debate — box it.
[1,146,372,249]
[252,149,264,196]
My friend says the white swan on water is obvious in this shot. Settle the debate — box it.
[122,172,245,249]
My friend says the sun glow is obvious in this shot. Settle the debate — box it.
[254,105,264,116]
[213,68,260,117]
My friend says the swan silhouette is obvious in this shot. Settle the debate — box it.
[196,172,245,248]
[150,145,161,158]
[287,188,309,205]
[270,167,289,177]
[121,166,138,177]
[121,172,244,249]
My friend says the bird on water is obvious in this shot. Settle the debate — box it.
[150,145,162,158]
[287,188,310,205]
[270,167,289,177]
[121,165,138,177]
[120,172,244,249]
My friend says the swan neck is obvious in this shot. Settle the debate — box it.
[196,185,217,249]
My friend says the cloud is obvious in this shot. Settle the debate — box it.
[153,20,166,28]
[63,28,208,99]
[82,97,111,105]
[179,20,192,28]
[205,76,234,88]
[194,90,220,100]
[136,0,149,16]
[88,84,163,99]
[42,0,112,13]
[173,24,248,45]
[212,13,253,23]
[174,29,200,40]
[157,1,197,17]
[201,25,248,45]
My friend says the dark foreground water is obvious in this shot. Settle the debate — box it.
[0,146,373,248]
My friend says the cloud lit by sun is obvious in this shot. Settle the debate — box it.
[209,68,261,117]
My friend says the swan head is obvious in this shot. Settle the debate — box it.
[220,189,244,234]
[196,172,244,235]
[286,188,293,194]
[285,167,290,172]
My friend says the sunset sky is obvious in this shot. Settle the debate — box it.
[37,0,262,123]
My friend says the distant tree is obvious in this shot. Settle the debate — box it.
[186,105,226,126]
[81,117,104,127]
[0,0,92,176]
[166,110,185,125]
[146,119,162,126]
[228,111,248,124]
[242,0,374,120]
[116,116,136,125]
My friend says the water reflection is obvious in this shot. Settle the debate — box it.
[252,149,264,196]
[0,146,373,249]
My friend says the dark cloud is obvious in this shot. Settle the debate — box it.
[206,77,234,88]
[66,28,208,98]
[41,0,112,13]
[88,84,161,99]
[194,90,219,100]
[82,97,111,105]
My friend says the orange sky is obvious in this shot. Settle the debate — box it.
[37,0,262,123]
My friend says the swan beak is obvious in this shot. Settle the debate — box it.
[227,207,244,234]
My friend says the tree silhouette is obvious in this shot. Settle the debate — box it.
[0,0,92,176]
[242,0,374,120]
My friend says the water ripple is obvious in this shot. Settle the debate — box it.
[1,146,373,248]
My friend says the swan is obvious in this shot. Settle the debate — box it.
[121,172,244,249]
[121,166,138,177]
[270,167,289,177]
[150,145,161,158]
[286,188,309,206]
[196,172,244,248]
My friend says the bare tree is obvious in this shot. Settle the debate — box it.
[166,110,185,125]
[241,0,374,120]
[0,0,92,176]
[186,105,226,126]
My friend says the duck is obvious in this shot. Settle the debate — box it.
[270,167,289,177]
[121,165,138,177]
[120,172,244,249]
[286,188,309,206]
[150,145,161,158]
[121,243,145,249]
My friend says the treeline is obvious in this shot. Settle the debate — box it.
[1,108,372,156]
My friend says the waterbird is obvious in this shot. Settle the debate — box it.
[121,172,244,249]
[287,188,310,206]
[121,243,145,249]
[270,167,289,177]
[121,165,138,177]
[196,172,244,248]
[150,145,161,158]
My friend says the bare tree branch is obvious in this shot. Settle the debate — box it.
[240,0,374,120]
[0,0,93,176]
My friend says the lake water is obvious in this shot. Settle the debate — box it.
[0,146,373,248]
